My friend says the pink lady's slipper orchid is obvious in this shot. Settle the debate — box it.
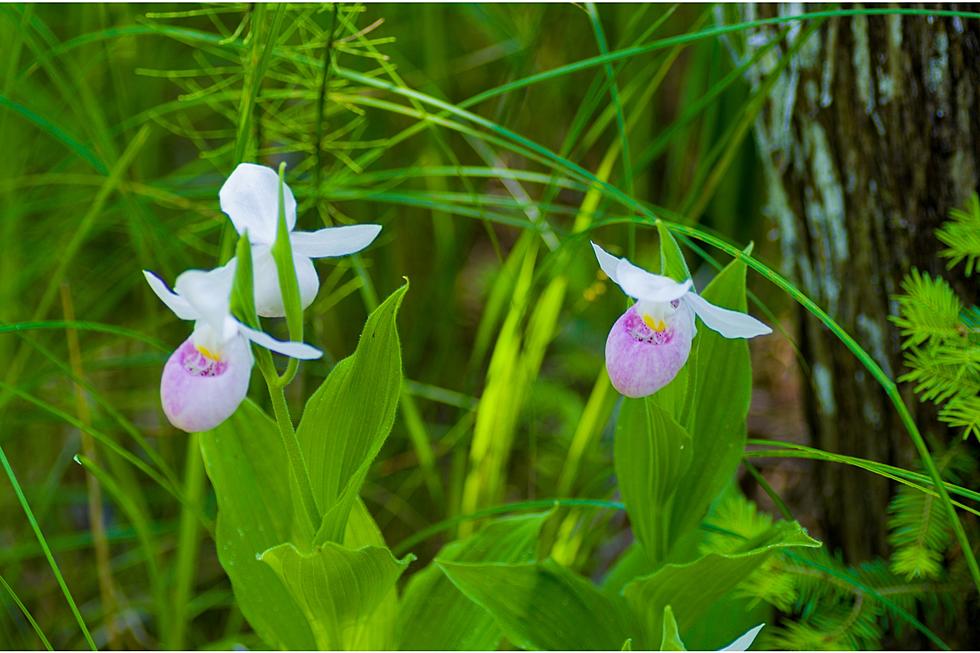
[219,163,382,317]
[592,242,771,398]
[144,261,321,432]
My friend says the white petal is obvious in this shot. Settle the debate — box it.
[174,262,236,334]
[591,241,622,284]
[719,624,764,651]
[237,323,323,360]
[683,293,772,339]
[251,247,320,318]
[616,258,692,302]
[219,163,297,245]
[291,224,382,259]
[143,270,197,321]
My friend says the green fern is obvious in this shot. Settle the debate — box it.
[704,491,964,649]
[886,447,973,580]
[891,219,980,441]
[937,192,980,276]
[939,396,980,442]
[890,269,963,348]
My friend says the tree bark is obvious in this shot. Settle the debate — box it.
[734,5,980,561]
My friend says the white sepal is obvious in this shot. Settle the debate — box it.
[291,224,382,259]
[683,293,772,339]
[591,241,622,284]
[238,323,322,360]
[143,270,196,320]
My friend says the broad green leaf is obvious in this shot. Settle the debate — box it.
[344,498,402,649]
[398,511,552,650]
[200,400,316,650]
[439,558,632,650]
[297,283,408,543]
[660,606,687,651]
[615,397,692,564]
[260,542,412,650]
[670,258,753,542]
[623,521,819,649]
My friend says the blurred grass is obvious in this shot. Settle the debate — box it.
[2,3,964,649]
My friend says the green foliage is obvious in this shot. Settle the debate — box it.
[892,263,980,441]
[624,520,818,649]
[200,284,407,648]
[887,446,974,581]
[660,606,687,651]
[259,541,411,650]
[439,557,634,650]
[702,492,959,651]
[298,283,407,543]
[614,397,692,564]
[937,192,980,276]
[891,269,963,349]
[5,3,978,650]
[398,512,553,650]
[200,400,317,649]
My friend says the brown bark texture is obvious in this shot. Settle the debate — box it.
[733,5,980,561]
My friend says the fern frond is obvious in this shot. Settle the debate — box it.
[937,193,980,276]
[939,395,980,442]
[887,447,972,580]
[890,269,963,348]
[898,343,980,404]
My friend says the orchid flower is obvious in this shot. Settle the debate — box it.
[219,163,382,317]
[592,242,771,398]
[144,261,321,432]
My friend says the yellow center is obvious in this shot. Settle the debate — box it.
[642,314,667,332]
[196,345,222,362]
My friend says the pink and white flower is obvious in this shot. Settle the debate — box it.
[144,261,321,432]
[219,163,382,317]
[592,242,771,398]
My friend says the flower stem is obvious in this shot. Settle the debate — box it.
[264,367,320,532]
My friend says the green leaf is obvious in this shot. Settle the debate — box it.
[660,606,687,651]
[296,283,408,543]
[657,222,691,281]
[200,400,316,650]
[438,558,632,650]
[623,521,819,649]
[615,397,692,564]
[230,231,258,328]
[343,497,403,649]
[259,542,413,650]
[670,258,753,542]
[202,399,398,649]
[398,511,552,650]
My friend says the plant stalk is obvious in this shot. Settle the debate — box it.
[265,376,320,532]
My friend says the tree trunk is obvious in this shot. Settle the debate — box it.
[734,5,980,561]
